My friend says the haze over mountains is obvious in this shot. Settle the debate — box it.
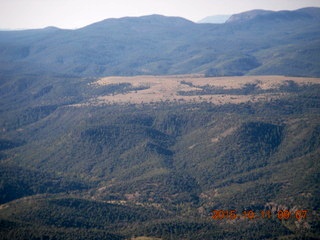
[0,7,320,240]
[198,15,230,23]
[0,7,320,77]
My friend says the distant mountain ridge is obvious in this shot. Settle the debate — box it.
[0,8,320,77]
[226,7,319,23]
[198,15,230,23]
[226,9,273,23]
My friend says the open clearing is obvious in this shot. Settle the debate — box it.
[83,75,320,105]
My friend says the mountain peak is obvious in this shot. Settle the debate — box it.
[226,9,273,23]
[198,15,231,24]
[296,7,320,19]
[42,26,61,32]
[226,7,320,24]
[80,14,194,31]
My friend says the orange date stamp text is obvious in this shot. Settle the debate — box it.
[211,209,307,220]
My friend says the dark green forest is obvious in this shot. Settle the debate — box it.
[0,72,319,239]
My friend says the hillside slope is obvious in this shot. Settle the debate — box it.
[0,7,320,240]
[0,8,319,77]
[0,74,319,239]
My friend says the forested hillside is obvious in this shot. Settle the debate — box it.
[0,8,319,77]
[0,73,319,239]
[0,7,320,240]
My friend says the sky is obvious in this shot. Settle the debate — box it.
[1,0,320,29]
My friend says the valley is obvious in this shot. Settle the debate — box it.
[0,73,319,239]
[0,7,320,240]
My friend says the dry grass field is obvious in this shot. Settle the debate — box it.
[83,75,320,105]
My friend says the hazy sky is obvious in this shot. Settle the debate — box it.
[1,0,320,29]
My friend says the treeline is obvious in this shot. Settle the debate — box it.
[179,80,319,96]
